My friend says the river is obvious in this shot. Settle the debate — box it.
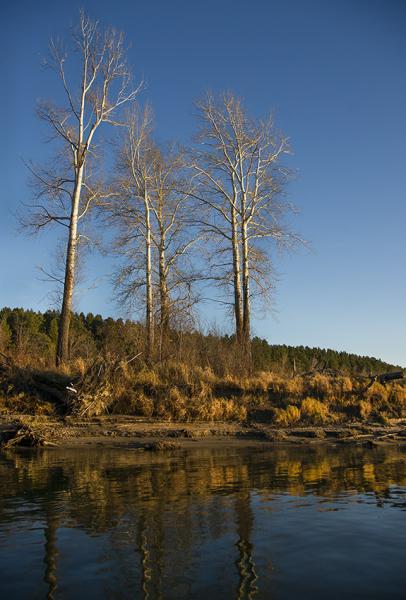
[1,444,406,599]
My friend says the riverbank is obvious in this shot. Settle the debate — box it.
[2,414,406,449]
[2,360,406,427]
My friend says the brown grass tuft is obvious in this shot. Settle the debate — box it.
[274,404,301,426]
[300,397,330,424]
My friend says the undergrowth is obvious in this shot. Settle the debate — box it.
[0,361,405,424]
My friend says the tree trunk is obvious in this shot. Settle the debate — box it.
[56,168,83,366]
[158,235,170,360]
[144,199,154,364]
[241,218,252,371]
[231,204,243,344]
[241,221,250,344]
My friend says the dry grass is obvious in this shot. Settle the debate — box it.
[365,382,389,406]
[300,397,331,425]
[307,373,334,397]
[130,392,155,417]
[358,399,373,420]
[274,405,301,426]
[1,357,405,424]
[133,368,161,388]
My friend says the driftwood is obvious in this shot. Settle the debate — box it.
[300,367,405,387]
[372,371,404,385]
[0,422,57,449]
[67,359,114,417]
[68,353,142,417]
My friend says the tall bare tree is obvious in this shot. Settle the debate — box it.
[24,10,141,365]
[149,146,198,358]
[109,107,198,363]
[192,92,298,362]
[109,107,156,363]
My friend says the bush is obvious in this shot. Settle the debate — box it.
[284,377,304,397]
[307,374,333,398]
[159,361,191,386]
[336,376,353,394]
[366,382,388,406]
[133,368,160,388]
[300,397,330,424]
[274,405,301,426]
[167,387,188,420]
[132,392,154,417]
[391,384,406,407]
[358,399,372,420]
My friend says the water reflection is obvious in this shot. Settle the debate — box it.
[1,445,406,599]
[234,492,258,599]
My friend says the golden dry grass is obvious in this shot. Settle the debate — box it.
[1,358,405,424]
[300,397,331,425]
[274,405,301,426]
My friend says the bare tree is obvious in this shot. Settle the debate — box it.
[109,107,155,363]
[192,92,299,363]
[150,146,199,359]
[24,10,141,365]
[109,107,198,362]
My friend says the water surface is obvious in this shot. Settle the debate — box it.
[1,444,406,599]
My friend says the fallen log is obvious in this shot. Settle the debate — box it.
[368,371,404,387]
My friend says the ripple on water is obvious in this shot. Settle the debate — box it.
[1,445,406,599]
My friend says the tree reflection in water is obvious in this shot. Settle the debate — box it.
[1,445,406,599]
[44,505,58,600]
[235,492,258,599]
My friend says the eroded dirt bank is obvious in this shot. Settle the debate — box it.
[2,414,406,450]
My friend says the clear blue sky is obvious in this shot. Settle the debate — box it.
[1,0,405,366]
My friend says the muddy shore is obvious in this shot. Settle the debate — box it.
[2,414,406,450]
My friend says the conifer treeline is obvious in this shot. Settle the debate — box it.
[0,307,399,376]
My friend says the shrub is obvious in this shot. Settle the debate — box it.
[358,399,372,420]
[159,361,191,386]
[70,357,87,377]
[132,392,154,417]
[284,376,304,397]
[300,397,330,424]
[195,380,213,400]
[274,405,301,426]
[167,387,188,420]
[390,384,406,406]
[307,374,333,398]
[248,371,277,392]
[336,376,353,394]
[193,366,217,385]
[365,382,388,406]
[266,373,288,396]
[133,368,160,388]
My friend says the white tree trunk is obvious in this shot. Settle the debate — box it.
[231,204,243,343]
[144,198,154,363]
[158,232,170,360]
[56,166,83,366]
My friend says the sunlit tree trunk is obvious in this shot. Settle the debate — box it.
[241,220,251,355]
[56,163,83,365]
[231,204,243,344]
[144,197,154,364]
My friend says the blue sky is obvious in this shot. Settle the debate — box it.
[1,0,405,366]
